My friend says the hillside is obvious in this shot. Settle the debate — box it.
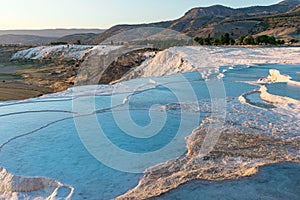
[89,0,300,44]
[0,34,55,45]
[54,33,97,44]
[253,5,300,39]
[0,29,104,38]
[0,29,105,45]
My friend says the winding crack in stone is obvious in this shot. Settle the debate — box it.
[116,123,300,199]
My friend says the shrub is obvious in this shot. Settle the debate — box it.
[290,39,299,44]
[194,33,235,46]
[276,39,285,45]
[268,36,276,45]
[238,36,245,45]
[194,37,204,45]
[243,35,255,45]
[255,35,269,45]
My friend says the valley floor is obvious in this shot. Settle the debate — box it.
[0,62,75,101]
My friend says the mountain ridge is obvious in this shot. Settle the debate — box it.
[0,29,105,38]
[89,0,300,44]
[0,34,55,45]
[0,29,105,45]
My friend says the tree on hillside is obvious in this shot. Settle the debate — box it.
[243,35,255,45]
[194,32,235,46]
[255,35,269,45]
[276,39,285,45]
[238,36,245,45]
[196,34,284,46]
[268,36,276,45]
[290,39,299,44]
[194,37,204,45]
[220,33,231,45]
[204,37,212,45]
[212,38,221,45]
[229,38,235,45]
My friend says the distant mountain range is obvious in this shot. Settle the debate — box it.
[0,0,299,45]
[0,29,104,45]
[88,0,300,44]
[0,34,56,45]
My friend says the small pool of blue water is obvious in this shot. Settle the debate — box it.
[267,83,300,101]
[154,162,300,200]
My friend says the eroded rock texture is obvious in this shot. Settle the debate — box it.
[117,121,299,199]
[0,167,73,199]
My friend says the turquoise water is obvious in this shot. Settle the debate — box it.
[154,163,300,200]
[0,64,299,199]
[267,83,300,101]
[222,64,300,101]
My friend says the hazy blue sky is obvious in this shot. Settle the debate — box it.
[0,0,282,30]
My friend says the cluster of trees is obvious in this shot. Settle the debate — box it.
[50,42,68,45]
[290,38,299,44]
[194,32,299,46]
[194,33,235,46]
[237,35,285,45]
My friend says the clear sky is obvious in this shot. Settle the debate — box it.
[0,0,282,30]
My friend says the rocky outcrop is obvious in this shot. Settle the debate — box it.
[0,45,30,63]
[98,48,158,84]
[116,121,300,199]
[0,166,74,199]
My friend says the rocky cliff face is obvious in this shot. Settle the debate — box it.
[98,48,157,84]
[182,5,236,19]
